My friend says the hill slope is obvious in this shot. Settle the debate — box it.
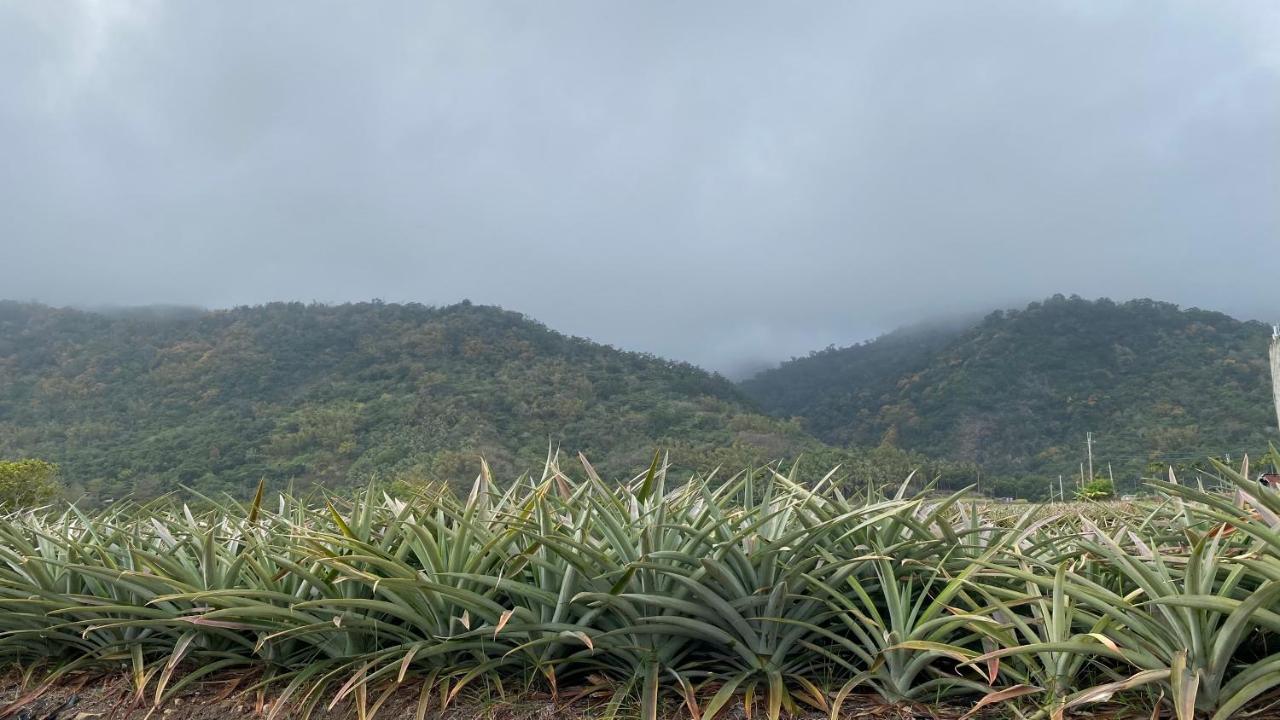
[0,301,955,501]
[742,295,1277,494]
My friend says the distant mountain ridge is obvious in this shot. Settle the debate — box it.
[0,300,954,501]
[4,295,1273,502]
[741,295,1277,492]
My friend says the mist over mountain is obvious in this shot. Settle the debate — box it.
[3,3,1276,371]
[741,295,1277,494]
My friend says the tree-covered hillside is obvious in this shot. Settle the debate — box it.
[742,295,1278,495]
[12,295,1266,503]
[739,319,970,423]
[0,301,964,501]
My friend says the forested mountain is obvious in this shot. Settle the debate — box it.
[7,295,1271,503]
[739,319,971,420]
[742,295,1277,495]
[0,301,961,502]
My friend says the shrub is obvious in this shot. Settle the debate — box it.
[0,458,62,510]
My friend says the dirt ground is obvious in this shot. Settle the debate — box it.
[6,670,1277,720]
[0,670,991,720]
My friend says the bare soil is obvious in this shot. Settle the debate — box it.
[0,670,986,720]
[8,670,1278,720]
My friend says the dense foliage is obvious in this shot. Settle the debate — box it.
[0,458,62,510]
[7,296,1272,503]
[2,455,1279,720]
[0,301,971,502]
[743,295,1277,497]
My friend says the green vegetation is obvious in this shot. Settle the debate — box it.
[0,458,61,510]
[1078,476,1116,500]
[0,301,975,502]
[5,294,1276,716]
[2,454,1279,720]
[4,296,1276,503]
[743,295,1277,498]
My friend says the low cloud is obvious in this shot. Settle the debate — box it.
[2,2,1276,372]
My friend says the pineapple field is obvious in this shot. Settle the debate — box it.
[2,454,1280,720]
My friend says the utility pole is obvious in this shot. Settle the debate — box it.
[1270,324,1280,435]
[1058,474,1064,503]
[1086,432,1094,485]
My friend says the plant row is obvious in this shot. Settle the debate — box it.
[1,454,1279,720]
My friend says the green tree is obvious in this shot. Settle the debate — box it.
[1077,477,1115,501]
[0,459,63,510]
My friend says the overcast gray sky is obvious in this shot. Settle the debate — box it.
[2,2,1277,376]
